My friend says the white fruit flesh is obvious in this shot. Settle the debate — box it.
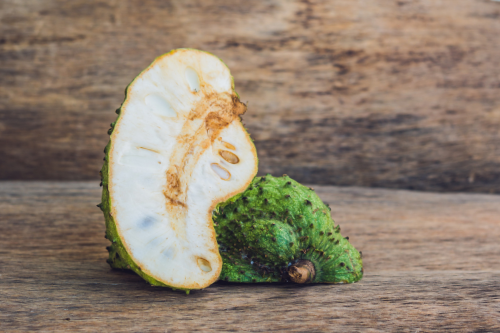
[108,49,258,289]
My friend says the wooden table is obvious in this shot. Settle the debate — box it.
[2,0,500,194]
[1,182,499,332]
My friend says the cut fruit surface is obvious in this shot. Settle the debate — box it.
[101,49,258,291]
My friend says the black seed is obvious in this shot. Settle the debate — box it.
[271,223,275,226]
[104,234,108,239]
[107,128,113,135]
[106,246,111,251]
[327,232,333,236]
[335,240,340,245]
[261,177,266,182]
[234,207,238,213]
[309,223,314,228]
[319,231,324,235]
[264,198,268,204]
[290,242,294,246]
[286,181,291,186]
[96,203,102,208]
[242,196,248,201]
[340,262,345,267]
[345,236,349,240]
[285,194,290,199]
[305,200,312,206]
[360,251,363,258]
[272,237,276,242]
[115,108,121,114]
[103,157,106,161]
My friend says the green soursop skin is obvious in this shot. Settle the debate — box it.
[214,174,363,284]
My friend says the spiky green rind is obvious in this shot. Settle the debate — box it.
[213,175,363,284]
[98,49,259,293]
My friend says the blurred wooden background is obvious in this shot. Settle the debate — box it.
[1,0,499,192]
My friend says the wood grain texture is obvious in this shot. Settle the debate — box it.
[1,182,499,332]
[1,0,500,193]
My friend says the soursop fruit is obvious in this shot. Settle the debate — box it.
[98,49,258,292]
[214,175,363,284]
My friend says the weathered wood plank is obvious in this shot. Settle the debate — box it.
[1,0,500,192]
[0,182,499,331]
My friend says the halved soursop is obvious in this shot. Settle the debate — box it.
[99,49,258,292]
[214,174,363,284]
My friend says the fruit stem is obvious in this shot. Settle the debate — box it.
[288,260,315,283]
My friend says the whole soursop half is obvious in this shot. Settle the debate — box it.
[99,49,258,292]
[214,175,363,284]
